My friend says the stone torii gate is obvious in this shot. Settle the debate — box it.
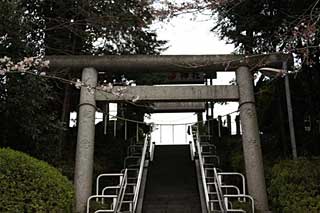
[47,53,291,213]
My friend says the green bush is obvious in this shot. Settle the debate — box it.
[0,148,74,212]
[268,159,320,213]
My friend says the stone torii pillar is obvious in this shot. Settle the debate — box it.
[74,67,98,213]
[236,66,269,211]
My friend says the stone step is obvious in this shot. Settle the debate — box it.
[142,145,202,213]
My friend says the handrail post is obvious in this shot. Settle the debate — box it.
[150,142,155,162]
[136,124,139,143]
[124,120,127,140]
[189,141,194,161]
[96,173,124,202]
[213,168,227,211]
[132,135,150,212]
[114,169,128,212]
[172,124,174,144]
[194,129,210,212]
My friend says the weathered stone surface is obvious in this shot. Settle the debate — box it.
[96,85,239,102]
[46,53,291,73]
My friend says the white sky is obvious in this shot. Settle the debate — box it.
[145,13,239,145]
[152,13,234,55]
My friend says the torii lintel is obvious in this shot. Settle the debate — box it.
[45,53,292,73]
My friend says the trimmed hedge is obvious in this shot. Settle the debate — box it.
[0,148,74,212]
[268,159,320,212]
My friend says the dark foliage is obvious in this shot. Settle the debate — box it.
[0,148,74,212]
[268,159,320,212]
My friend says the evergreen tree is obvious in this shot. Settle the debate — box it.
[212,0,320,156]
[0,0,164,163]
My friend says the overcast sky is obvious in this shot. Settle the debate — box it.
[153,13,234,55]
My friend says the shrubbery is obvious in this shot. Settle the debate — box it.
[0,148,74,212]
[268,159,320,212]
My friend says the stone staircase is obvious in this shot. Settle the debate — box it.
[142,145,202,213]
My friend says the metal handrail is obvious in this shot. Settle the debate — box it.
[132,135,150,212]
[214,168,228,212]
[149,141,155,162]
[218,172,246,196]
[221,185,241,195]
[87,195,118,213]
[224,194,255,213]
[193,127,252,213]
[102,186,120,195]
[92,135,150,213]
[195,132,210,212]
[114,169,128,212]
[101,186,120,204]
[96,173,123,201]
[189,141,195,161]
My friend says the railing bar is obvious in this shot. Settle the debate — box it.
[114,169,128,212]
[218,172,246,196]
[87,195,118,213]
[96,173,123,202]
[132,135,149,211]
[223,194,254,213]
[195,131,210,212]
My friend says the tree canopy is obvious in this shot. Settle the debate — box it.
[209,0,320,160]
[212,0,319,55]
[0,0,165,163]
[1,0,165,57]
